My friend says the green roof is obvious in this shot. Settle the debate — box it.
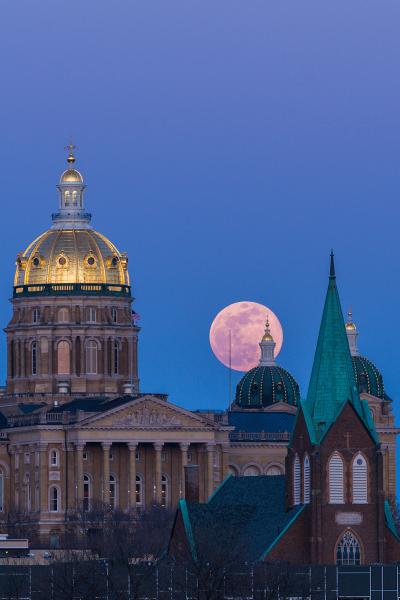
[178,476,304,562]
[303,253,378,443]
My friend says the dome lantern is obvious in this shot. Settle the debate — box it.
[54,144,90,228]
[345,309,359,356]
[259,316,276,366]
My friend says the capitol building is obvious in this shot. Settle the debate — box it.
[0,150,397,546]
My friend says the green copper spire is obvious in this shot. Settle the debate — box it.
[305,253,363,440]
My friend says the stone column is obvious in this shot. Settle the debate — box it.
[102,443,111,506]
[39,443,48,513]
[220,443,230,481]
[179,443,190,498]
[72,337,76,376]
[128,443,137,510]
[153,443,164,505]
[206,443,215,498]
[75,442,85,508]
[103,338,108,377]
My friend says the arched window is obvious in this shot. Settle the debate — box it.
[266,465,283,476]
[329,452,344,504]
[303,455,310,504]
[161,475,169,507]
[49,486,60,512]
[58,307,69,323]
[111,307,117,323]
[49,449,59,468]
[64,191,70,206]
[352,453,368,504]
[32,308,40,323]
[86,341,98,375]
[243,465,260,477]
[336,530,361,565]
[228,465,238,477]
[31,341,37,375]
[136,475,143,505]
[109,475,117,509]
[83,475,91,511]
[72,191,77,205]
[113,341,119,374]
[57,341,70,375]
[293,455,301,505]
[0,468,4,512]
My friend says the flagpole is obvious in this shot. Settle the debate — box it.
[228,329,232,408]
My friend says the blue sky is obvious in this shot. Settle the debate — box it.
[0,1,399,429]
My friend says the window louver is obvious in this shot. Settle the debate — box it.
[329,452,344,504]
[352,453,367,504]
[293,455,301,505]
[303,454,310,504]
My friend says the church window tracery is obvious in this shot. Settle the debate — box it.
[329,452,344,504]
[336,530,361,565]
[352,453,368,504]
[293,454,301,505]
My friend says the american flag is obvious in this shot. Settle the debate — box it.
[132,311,141,324]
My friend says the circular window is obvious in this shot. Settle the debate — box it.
[87,256,95,266]
[32,257,40,267]
[357,458,363,466]
[111,257,119,266]
[58,256,67,266]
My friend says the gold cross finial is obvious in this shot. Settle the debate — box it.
[64,142,77,164]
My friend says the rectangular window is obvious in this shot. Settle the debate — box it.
[83,451,88,461]
[109,451,114,461]
[24,452,30,465]
[15,454,19,469]
[35,452,40,467]
[135,450,140,462]
[161,451,167,462]
[187,452,192,462]
[88,307,97,323]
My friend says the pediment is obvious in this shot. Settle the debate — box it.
[78,395,216,430]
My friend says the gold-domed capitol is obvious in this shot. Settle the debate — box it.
[7,147,138,397]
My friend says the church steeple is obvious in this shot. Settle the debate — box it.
[305,253,360,438]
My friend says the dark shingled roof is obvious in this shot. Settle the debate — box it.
[228,411,295,433]
[49,396,133,413]
[182,476,303,562]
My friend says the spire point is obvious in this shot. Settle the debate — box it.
[329,250,336,279]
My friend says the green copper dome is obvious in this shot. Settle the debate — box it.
[352,355,384,399]
[235,365,300,408]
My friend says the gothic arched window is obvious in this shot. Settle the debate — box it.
[303,454,310,504]
[329,452,344,504]
[336,530,361,565]
[31,341,37,375]
[352,453,368,504]
[293,454,301,505]
[57,341,70,375]
[86,340,98,375]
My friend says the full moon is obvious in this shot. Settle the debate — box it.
[209,301,283,372]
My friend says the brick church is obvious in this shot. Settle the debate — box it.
[169,254,400,565]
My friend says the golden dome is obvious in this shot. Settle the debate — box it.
[60,169,83,184]
[14,228,129,287]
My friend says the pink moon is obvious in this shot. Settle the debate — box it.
[209,301,283,372]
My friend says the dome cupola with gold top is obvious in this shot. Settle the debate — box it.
[14,146,130,293]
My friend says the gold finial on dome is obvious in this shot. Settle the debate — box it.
[65,142,77,164]
[262,314,274,341]
[346,308,356,331]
